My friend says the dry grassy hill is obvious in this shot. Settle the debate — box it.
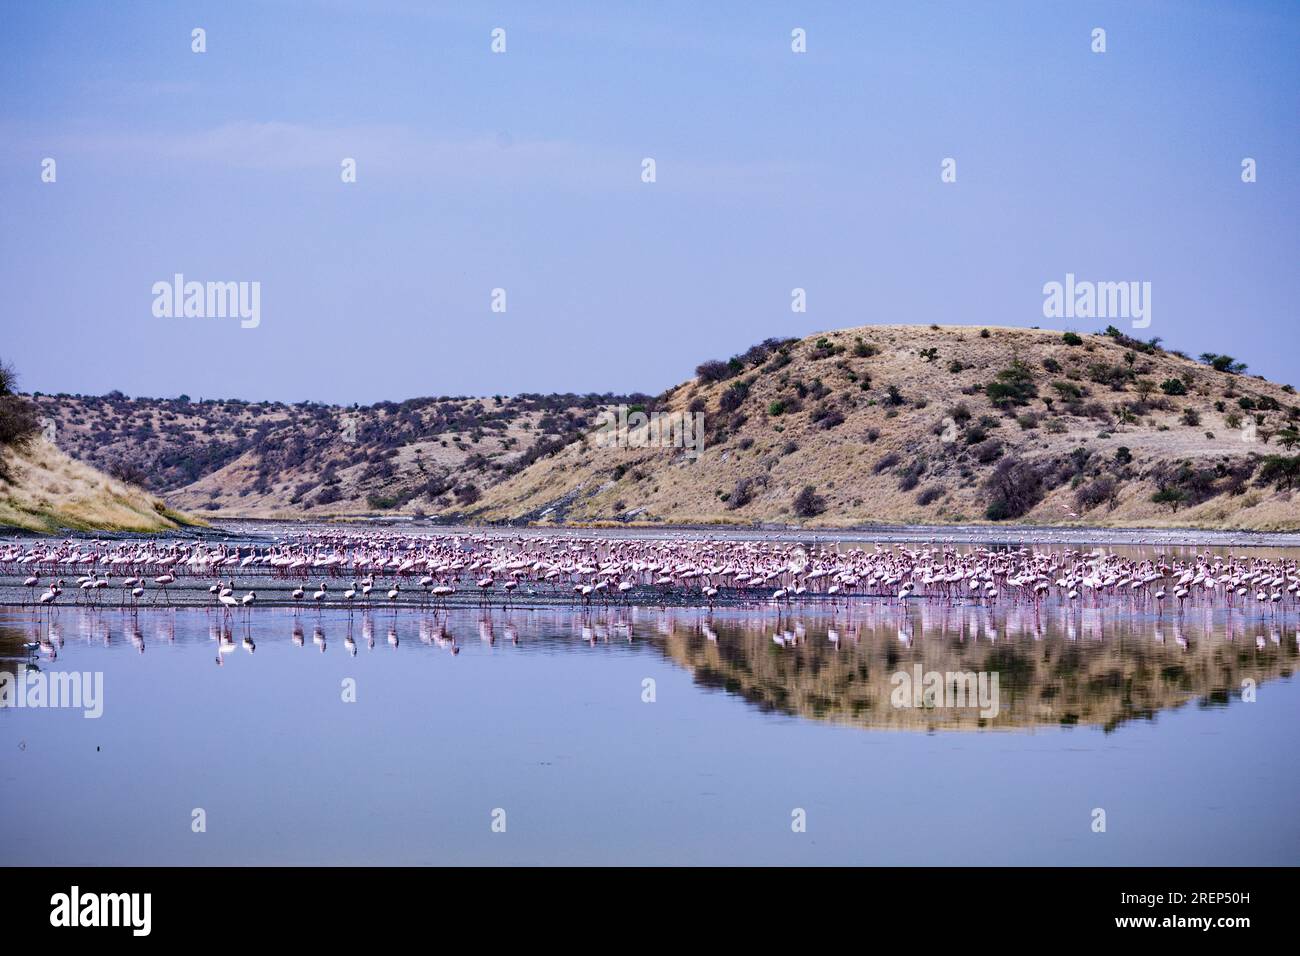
[30,391,646,519]
[470,325,1300,530]
[0,441,200,533]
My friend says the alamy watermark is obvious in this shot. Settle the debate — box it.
[593,405,705,460]
[1042,273,1151,329]
[890,665,1000,719]
[152,274,261,329]
[0,670,104,718]
[50,886,150,936]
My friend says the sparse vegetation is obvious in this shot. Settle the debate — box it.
[29,388,645,517]
[0,359,40,481]
[873,452,901,474]
[719,380,750,413]
[809,337,845,360]
[1075,476,1118,512]
[698,337,798,383]
[983,456,1044,520]
[1257,455,1300,491]
[852,337,879,358]
[792,484,826,518]
[728,477,756,509]
[810,403,845,429]
[1151,487,1188,512]
[916,485,944,506]
[971,438,1004,464]
[897,459,926,491]
[1200,353,1248,375]
[985,361,1038,409]
[22,326,1297,531]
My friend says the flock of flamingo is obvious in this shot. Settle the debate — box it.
[2,531,1298,618]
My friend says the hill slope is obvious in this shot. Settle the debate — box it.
[470,325,1300,530]
[30,391,646,519]
[0,441,200,533]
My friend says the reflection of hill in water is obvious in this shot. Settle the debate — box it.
[661,604,1298,732]
[2,603,1295,735]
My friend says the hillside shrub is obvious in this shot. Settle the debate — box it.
[793,485,826,517]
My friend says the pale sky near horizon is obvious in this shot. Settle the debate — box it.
[1,0,1297,404]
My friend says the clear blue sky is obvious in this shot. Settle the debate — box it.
[1,0,1296,404]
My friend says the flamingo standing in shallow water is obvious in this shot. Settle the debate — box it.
[153,573,176,605]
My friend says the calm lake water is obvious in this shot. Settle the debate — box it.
[2,595,1297,865]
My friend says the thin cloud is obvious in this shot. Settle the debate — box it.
[2,119,817,197]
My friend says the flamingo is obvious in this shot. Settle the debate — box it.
[153,572,176,605]
[39,581,61,609]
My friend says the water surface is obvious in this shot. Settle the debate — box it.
[2,598,1296,865]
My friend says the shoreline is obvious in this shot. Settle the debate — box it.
[5,516,1300,548]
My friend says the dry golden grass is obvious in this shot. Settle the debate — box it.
[0,441,203,533]
[474,324,1300,531]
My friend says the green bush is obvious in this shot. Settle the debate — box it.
[986,361,1038,408]
[1257,455,1300,490]
[1151,487,1187,511]
[1199,353,1247,375]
